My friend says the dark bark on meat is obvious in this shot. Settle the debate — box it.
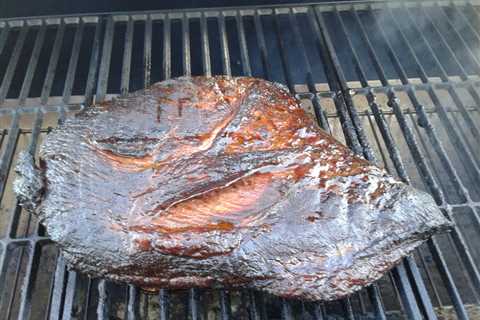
[14,76,452,301]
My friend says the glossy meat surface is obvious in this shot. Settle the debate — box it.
[14,76,451,301]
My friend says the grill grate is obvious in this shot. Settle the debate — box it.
[1,1,480,319]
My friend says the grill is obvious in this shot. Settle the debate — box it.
[0,0,480,319]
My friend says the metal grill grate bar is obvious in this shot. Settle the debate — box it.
[0,26,27,105]
[281,299,293,320]
[61,270,77,320]
[84,20,103,107]
[0,24,10,54]
[182,14,191,77]
[236,12,251,77]
[253,11,271,81]
[62,21,84,105]
[48,255,66,320]
[304,10,335,128]
[159,288,169,320]
[144,16,152,87]
[97,279,109,319]
[218,12,231,76]
[163,15,171,81]
[96,17,114,103]
[428,239,469,320]
[40,22,65,106]
[272,10,294,93]
[126,285,138,319]
[391,264,424,319]
[341,298,355,320]
[16,110,43,319]
[0,112,19,202]
[189,288,201,320]
[18,23,46,106]
[200,13,211,77]
[82,278,94,320]
[120,17,134,96]
[219,290,231,320]
[367,285,387,320]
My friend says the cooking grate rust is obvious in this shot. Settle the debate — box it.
[1,1,480,319]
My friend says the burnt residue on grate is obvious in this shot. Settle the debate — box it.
[0,1,480,319]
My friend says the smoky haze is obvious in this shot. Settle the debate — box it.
[319,2,480,84]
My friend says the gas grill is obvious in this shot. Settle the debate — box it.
[0,0,480,319]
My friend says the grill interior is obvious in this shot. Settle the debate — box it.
[1,1,480,319]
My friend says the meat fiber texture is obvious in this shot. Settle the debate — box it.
[14,76,451,301]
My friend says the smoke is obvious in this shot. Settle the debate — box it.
[371,2,480,80]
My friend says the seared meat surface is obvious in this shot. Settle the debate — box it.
[15,76,451,301]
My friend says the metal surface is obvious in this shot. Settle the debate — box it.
[0,1,480,319]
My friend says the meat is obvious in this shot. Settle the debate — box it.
[14,76,451,301]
